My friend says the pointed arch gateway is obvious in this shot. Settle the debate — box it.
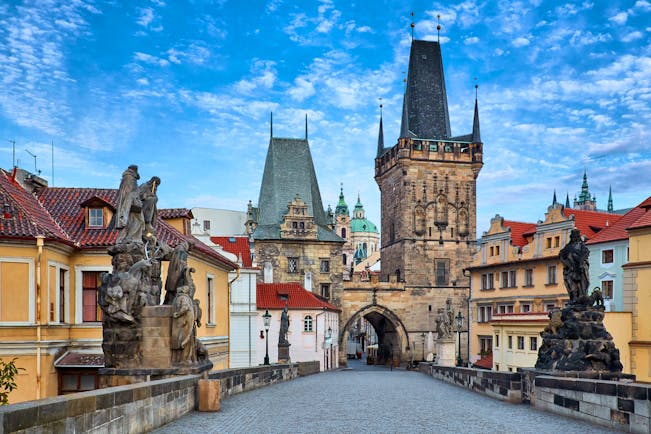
[339,304,411,366]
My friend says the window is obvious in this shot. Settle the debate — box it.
[602,249,614,264]
[203,220,210,231]
[341,228,346,239]
[508,336,513,349]
[320,284,330,299]
[545,237,552,249]
[544,303,556,312]
[292,221,298,228]
[520,303,531,313]
[59,269,67,322]
[342,254,347,265]
[495,245,500,255]
[444,144,452,152]
[530,337,538,351]
[547,265,557,284]
[288,257,299,273]
[435,259,449,286]
[500,271,508,288]
[320,259,330,273]
[413,142,422,151]
[304,315,313,332]
[601,280,613,299]
[495,364,500,371]
[479,336,492,354]
[489,246,494,256]
[59,371,98,394]
[299,222,304,229]
[429,143,438,152]
[481,273,494,290]
[207,276,215,324]
[477,305,492,323]
[82,271,102,322]
[554,236,560,248]
[524,269,534,287]
[498,304,514,314]
[88,208,103,227]
[517,336,525,350]
[494,334,499,348]
[509,270,517,287]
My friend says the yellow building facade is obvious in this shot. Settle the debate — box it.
[468,203,625,371]
[0,169,235,404]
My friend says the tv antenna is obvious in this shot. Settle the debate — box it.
[25,149,41,174]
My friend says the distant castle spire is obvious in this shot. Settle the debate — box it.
[472,84,481,143]
[565,192,571,208]
[552,189,558,205]
[377,100,385,157]
[573,170,597,211]
[608,186,614,213]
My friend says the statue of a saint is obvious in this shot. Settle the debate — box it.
[139,176,160,239]
[559,229,590,304]
[115,165,145,244]
[172,285,196,364]
[279,304,290,345]
[164,241,190,304]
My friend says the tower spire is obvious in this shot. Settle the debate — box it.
[377,98,385,157]
[270,112,273,140]
[305,113,308,140]
[565,192,571,208]
[608,186,613,212]
[552,189,558,205]
[472,83,481,143]
[410,11,415,40]
[437,14,441,43]
[399,91,409,138]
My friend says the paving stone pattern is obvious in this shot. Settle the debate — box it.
[155,361,617,434]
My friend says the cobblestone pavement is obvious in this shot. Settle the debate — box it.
[154,361,616,434]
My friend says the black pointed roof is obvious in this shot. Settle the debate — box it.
[254,136,342,242]
[376,115,385,157]
[472,97,481,143]
[399,40,451,140]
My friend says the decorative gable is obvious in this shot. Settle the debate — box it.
[280,194,317,240]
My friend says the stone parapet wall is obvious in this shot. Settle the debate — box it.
[419,363,522,403]
[532,375,651,432]
[0,363,317,434]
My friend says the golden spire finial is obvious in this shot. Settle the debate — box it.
[437,14,441,43]
[410,11,415,40]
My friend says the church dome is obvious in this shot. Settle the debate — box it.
[335,186,349,216]
[351,218,378,233]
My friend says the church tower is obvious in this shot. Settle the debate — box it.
[375,39,483,290]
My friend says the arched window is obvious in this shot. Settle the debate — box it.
[341,228,347,239]
[343,254,347,265]
[363,242,367,252]
[304,315,313,332]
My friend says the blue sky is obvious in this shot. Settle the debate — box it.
[1,0,650,236]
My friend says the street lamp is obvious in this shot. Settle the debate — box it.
[455,311,464,367]
[263,309,271,365]
[325,327,332,370]
[420,332,426,361]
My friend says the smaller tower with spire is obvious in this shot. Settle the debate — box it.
[573,170,597,211]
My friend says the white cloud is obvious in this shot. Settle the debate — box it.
[137,8,155,27]
[512,37,530,47]
[464,36,479,45]
[288,77,315,101]
[621,31,643,42]
[134,51,169,67]
[609,11,628,25]
[634,1,651,11]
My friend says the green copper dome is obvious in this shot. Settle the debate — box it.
[351,218,378,233]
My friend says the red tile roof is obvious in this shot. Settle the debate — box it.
[503,220,537,247]
[563,208,621,239]
[159,208,194,219]
[257,283,339,311]
[586,197,650,244]
[0,169,71,242]
[639,197,651,209]
[629,209,651,231]
[473,353,492,370]
[211,236,253,268]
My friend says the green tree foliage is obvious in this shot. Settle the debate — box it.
[0,358,23,405]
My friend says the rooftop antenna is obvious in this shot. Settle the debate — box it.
[474,77,479,99]
[437,14,441,43]
[410,12,415,40]
[7,140,15,168]
[25,149,40,174]
[305,113,308,140]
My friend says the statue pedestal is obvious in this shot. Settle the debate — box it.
[141,305,173,368]
[435,339,455,367]
[278,343,291,364]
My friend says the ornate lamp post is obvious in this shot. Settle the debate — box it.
[263,309,271,365]
[456,311,464,367]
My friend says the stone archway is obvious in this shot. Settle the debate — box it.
[339,304,411,367]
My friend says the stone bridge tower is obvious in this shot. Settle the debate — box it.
[344,39,483,364]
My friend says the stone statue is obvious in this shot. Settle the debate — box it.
[139,176,160,238]
[559,229,590,304]
[99,259,152,324]
[445,298,454,331]
[172,285,196,365]
[164,241,191,304]
[115,165,145,244]
[435,307,452,339]
[279,304,290,345]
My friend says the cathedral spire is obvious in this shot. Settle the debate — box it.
[565,192,571,208]
[552,189,558,205]
[608,186,613,213]
[472,84,481,143]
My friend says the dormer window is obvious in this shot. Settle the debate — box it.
[88,208,104,228]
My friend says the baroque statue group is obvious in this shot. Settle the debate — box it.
[99,165,207,370]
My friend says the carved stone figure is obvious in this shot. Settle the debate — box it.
[115,165,145,244]
[139,176,160,238]
[99,259,151,324]
[279,304,290,345]
[559,229,590,304]
[435,308,452,339]
[164,241,190,304]
[172,285,196,365]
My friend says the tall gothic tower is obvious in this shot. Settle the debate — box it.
[375,39,483,289]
